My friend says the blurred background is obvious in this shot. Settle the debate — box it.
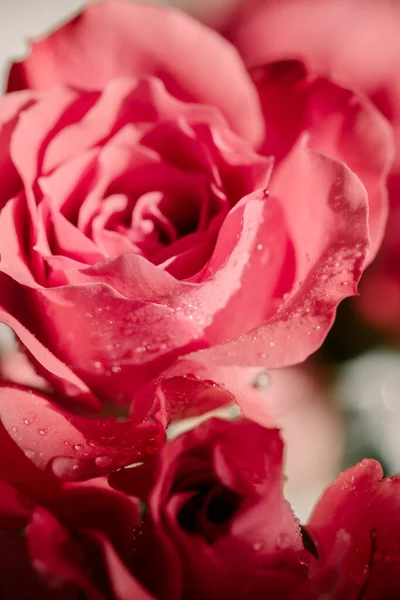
[1,0,400,522]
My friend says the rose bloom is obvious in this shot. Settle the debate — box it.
[0,1,393,473]
[218,0,400,338]
[0,425,151,599]
[3,411,399,599]
[111,417,400,600]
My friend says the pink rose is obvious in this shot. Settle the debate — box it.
[0,430,151,599]
[0,2,392,471]
[2,407,400,599]
[110,416,400,599]
[0,462,152,599]
[221,0,400,338]
[304,460,400,599]
[111,417,307,600]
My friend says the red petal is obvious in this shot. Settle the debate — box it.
[308,459,400,597]
[0,385,164,481]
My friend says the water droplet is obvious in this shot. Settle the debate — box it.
[38,429,47,436]
[269,341,275,347]
[263,189,270,197]
[111,366,121,373]
[50,457,81,479]
[11,427,17,434]
[134,346,147,353]
[257,244,263,251]
[73,444,84,452]
[94,361,101,369]
[24,449,36,459]
[298,550,310,565]
[253,371,269,389]
[95,456,112,468]
[22,419,30,426]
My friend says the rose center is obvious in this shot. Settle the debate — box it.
[178,485,241,542]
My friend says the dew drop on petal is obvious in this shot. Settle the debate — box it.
[50,457,81,479]
[253,371,269,389]
[95,456,112,468]
[298,550,310,565]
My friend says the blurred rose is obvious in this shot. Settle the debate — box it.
[251,365,343,521]
[305,460,400,599]
[218,0,400,339]
[169,0,242,28]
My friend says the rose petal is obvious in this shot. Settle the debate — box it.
[0,531,70,600]
[10,86,94,225]
[27,508,104,598]
[0,480,32,528]
[0,411,59,499]
[0,347,52,392]
[227,0,400,96]
[186,139,369,369]
[0,91,36,208]
[0,385,164,481]
[98,534,156,600]
[164,188,278,337]
[0,297,99,409]
[7,1,264,146]
[255,60,394,261]
[50,479,140,560]
[308,459,400,597]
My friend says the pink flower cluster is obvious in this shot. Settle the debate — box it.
[0,1,399,597]
[2,416,400,599]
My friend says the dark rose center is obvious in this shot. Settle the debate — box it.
[177,484,241,543]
